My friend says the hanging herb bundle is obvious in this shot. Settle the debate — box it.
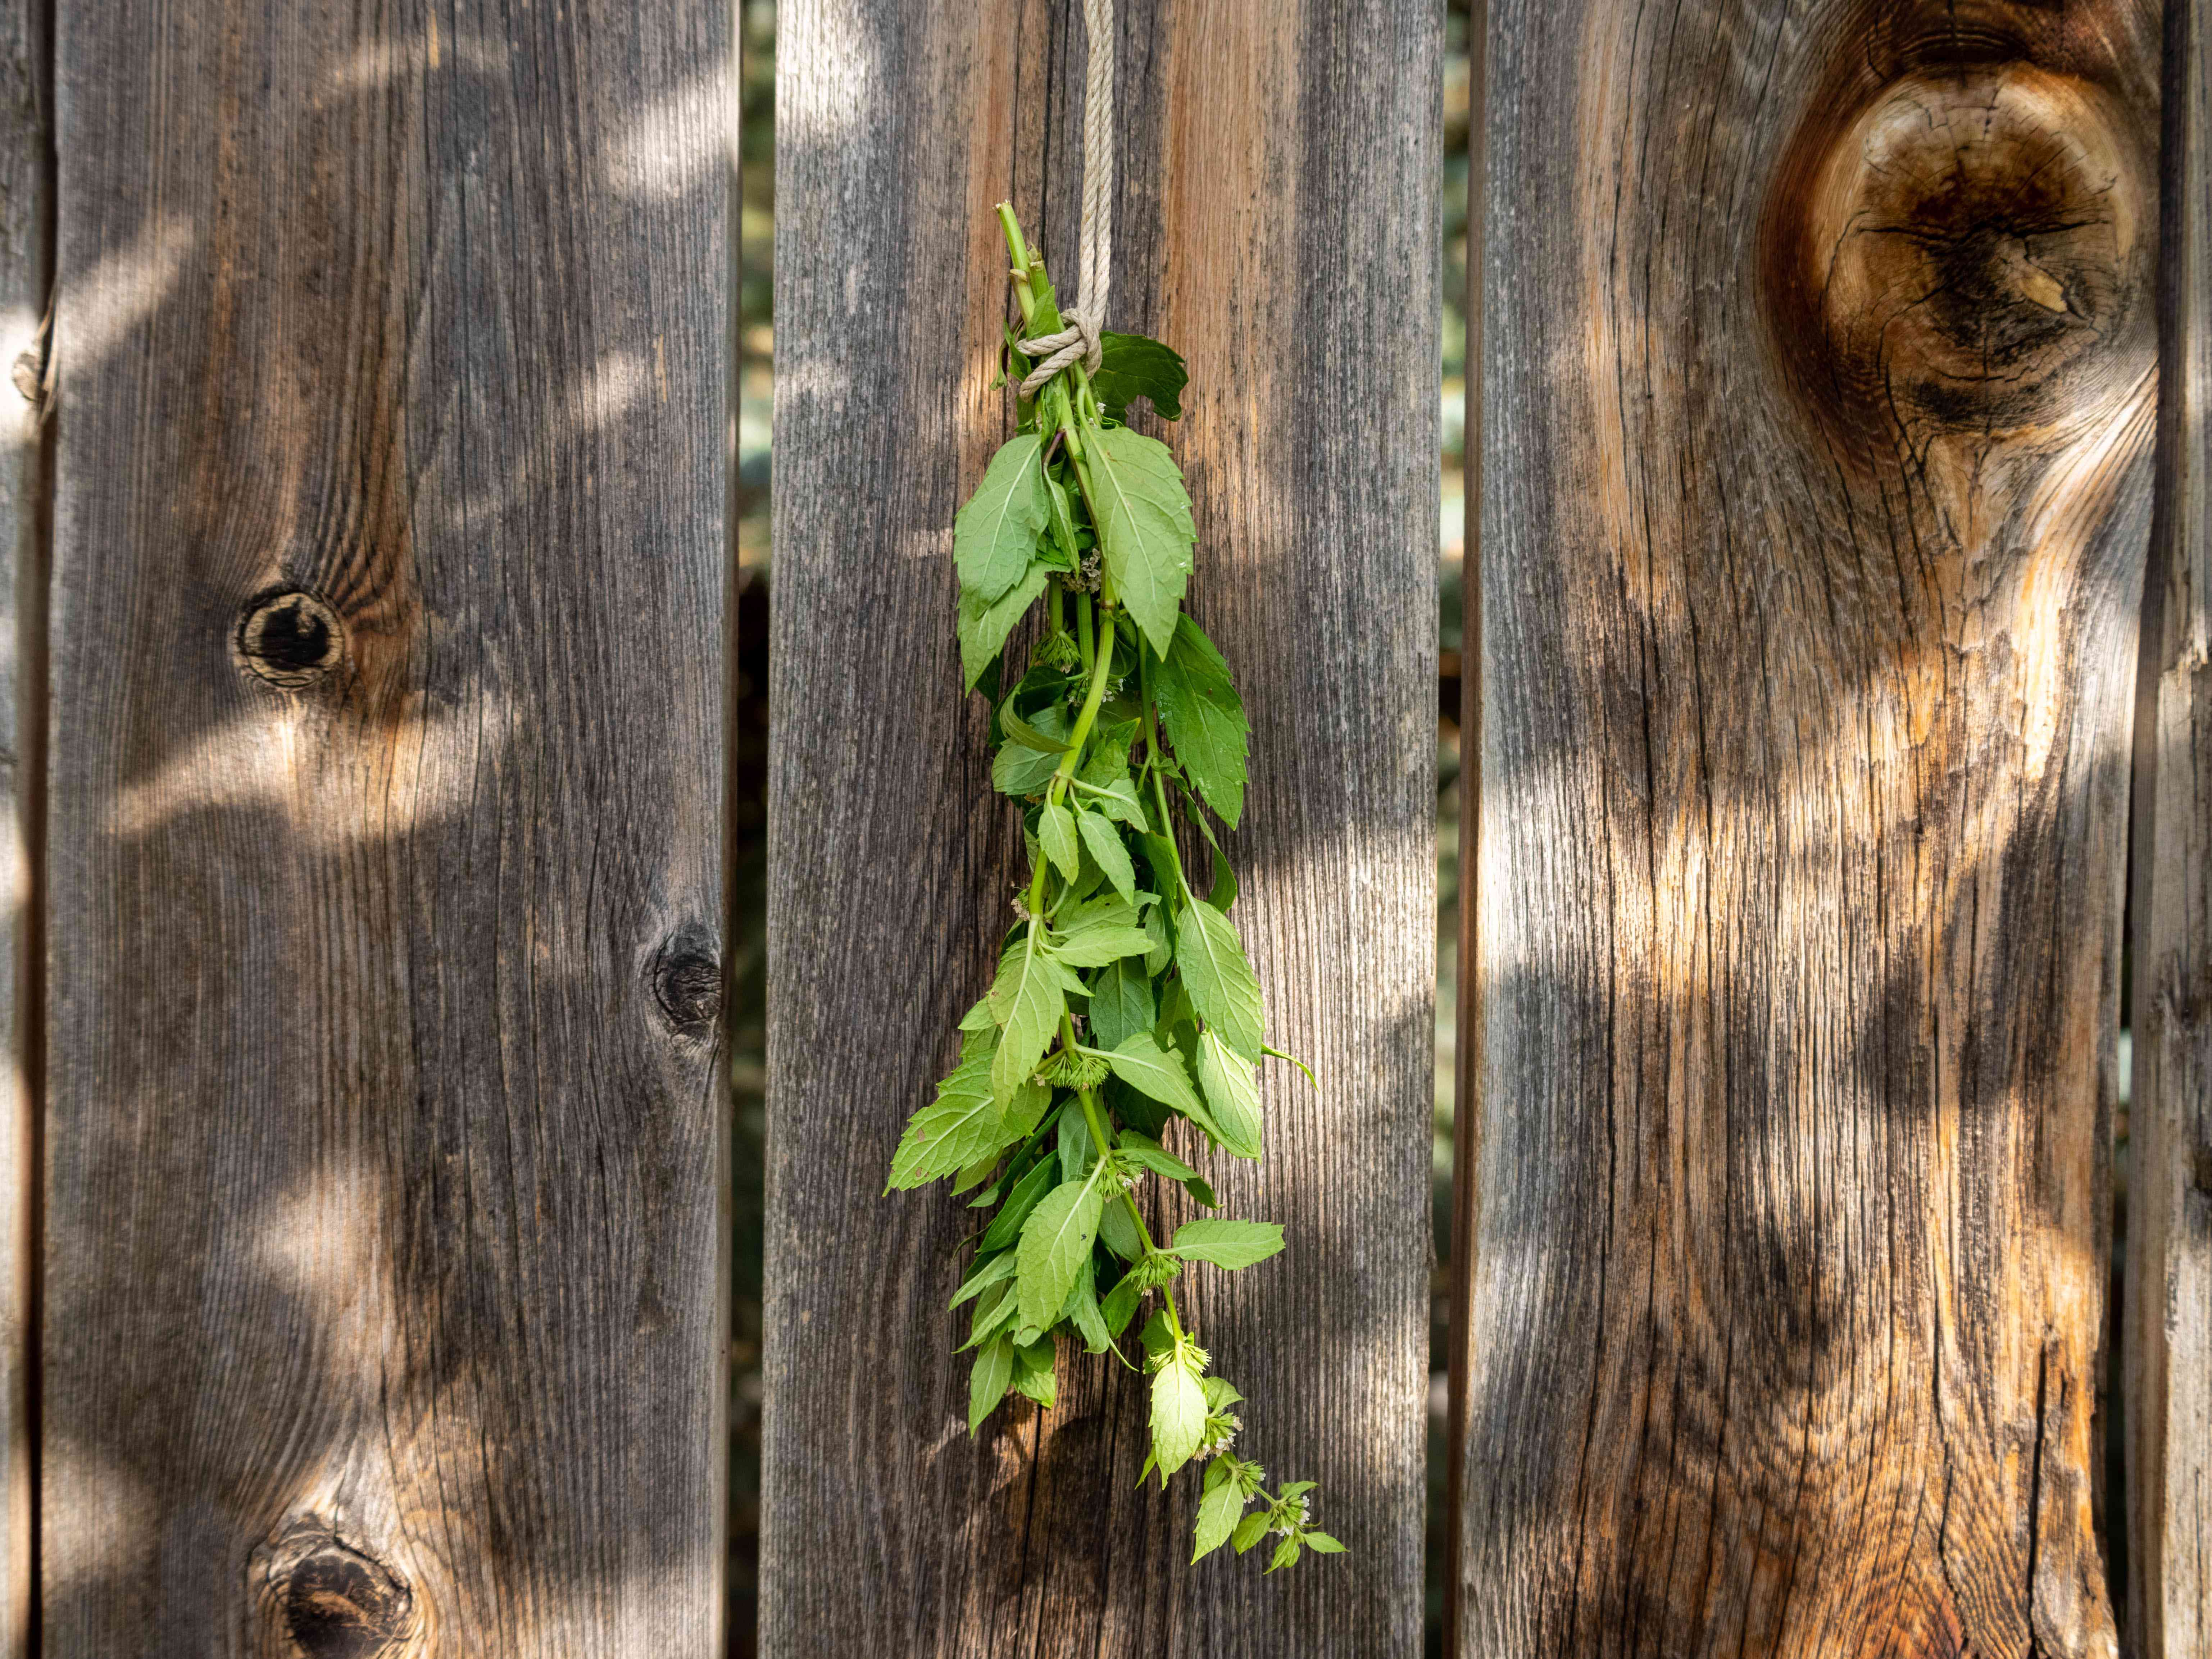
[884,206,1341,1574]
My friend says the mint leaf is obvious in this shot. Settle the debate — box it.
[1150,1345,1208,1477]
[955,434,1049,601]
[1041,801,1081,880]
[1153,616,1250,827]
[1101,1273,1144,1334]
[1016,1173,1106,1330]
[977,1155,1057,1253]
[950,1249,1019,1309]
[1098,1195,1144,1262]
[993,704,1071,796]
[1085,424,1194,656]
[1265,1538,1302,1574]
[1117,1130,1199,1182]
[1094,1032,1207,1122]
[990,928,1066,1105]
[1195,1029,1263,1159]
[1192,1474,1249,1562]
[1068,1256,1113,1354]
[1303,1532,1347,1554]
[969,1335,1017,1432]
[1012,1336,1058,1407]
[1169,1217,1285,1270]
[885,1058,1032,1190]
[1076,808,1138,903]
[1086,956,1155,1051]
[1092,331,1188,421]
[958,561,1050,691]
[1051,923,1154,968]
[1231,1511,1272,1554]
[1175,900,1264,1061]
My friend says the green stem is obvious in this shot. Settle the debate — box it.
[1023,598,1121,919]
[1057,1012,1185,1340]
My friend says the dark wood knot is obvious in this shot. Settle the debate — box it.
[253,1519,414,1659]
[1771,61,2152,448]
[651,926,722,1040]
[236,590,346,689]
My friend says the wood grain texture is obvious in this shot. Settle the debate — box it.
[2127,0,2212,1648]
[763,1,1436,1651]
[0,3,39,1656]
[1460,2,2157,1653]
[45,5,725,1654]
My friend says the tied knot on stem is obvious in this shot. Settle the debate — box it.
[1018,305,1103,396]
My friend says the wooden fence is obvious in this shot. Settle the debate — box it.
[0,0,2203,1654]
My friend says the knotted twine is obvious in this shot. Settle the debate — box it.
[1017,0,1114,397]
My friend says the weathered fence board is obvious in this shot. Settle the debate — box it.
[764,1,1436,1651]
[45,5,725,1653]
[1460,1,2158,1650]
[2128,0,2212,1647]
[0,3,39,1654]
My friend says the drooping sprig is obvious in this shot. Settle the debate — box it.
[884,206,1341,1573]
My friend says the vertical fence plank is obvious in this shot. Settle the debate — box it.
[764,2,1436,1651]
[2128,0,2212,1646]
[0,3,38,1654]
[1460,1,2158,1650]
[44,4,725,1653]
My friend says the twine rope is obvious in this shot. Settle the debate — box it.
[1018,0,1114,397]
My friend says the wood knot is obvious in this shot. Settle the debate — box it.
[236,590,346,689]
[651,926,722,1040]
[1772,62,2152,449]
[251,1518,415,1659]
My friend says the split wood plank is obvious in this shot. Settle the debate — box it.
[764,0,1437,1651]
[43,4,726,1653]
[1459,1,2159,1650]
[2127,0,2212,1648]
[0,1,39,1655]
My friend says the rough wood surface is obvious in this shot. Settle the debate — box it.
[2127,0,2212,1648]
[1459,2,2158,1652]
[44,5,726,1654]
[0,3,39,1655]
[764,1,1436,1651]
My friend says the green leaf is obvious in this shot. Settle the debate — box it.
[1084,424,1194,657]
[1175,900,1265,1062]
[1200,1376,1244,1410]
[1182,1176,1219,1209]
[1012,1336,1058,1407]
[955,434,1049,601]
[1303,1532,1348,1554]
[958,561,1050,690]
[1117,1130,1199,1182]
[1092,331,1189,422]
[969,1335,1016,1433]
[1205,842,1239,912]
[1043,468,1082,566]
[1150,1346,1208,1477]
[1101,1273,1144,1334]
[1192,1476,1250,1562]
[1076,808,1137,903]
[1152,615,1250,827]
[1143,903,1172,974]
[1231,1511,1272,1554]
[950,1249,1019,1309]
[977,1154,1058,1253]
[1195,1030,1264,1160]
[885,1058,1022,1191]
[1051,923,1155,968]
[999,695,1073,753]
[1086,956,1155,1052]
[1098,1195,1144,1262]
[1041,802,1081,881]
[1094,1032,1208,1122]
[993,705,1071,797]
[990,928,1066,1105]
[1067,1256,1113,1354]
[1169,1217,1285,1271]
[1265,1538,1302,1574]
[959,1278,1022,1351]
[1016,1173,1106,1330]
